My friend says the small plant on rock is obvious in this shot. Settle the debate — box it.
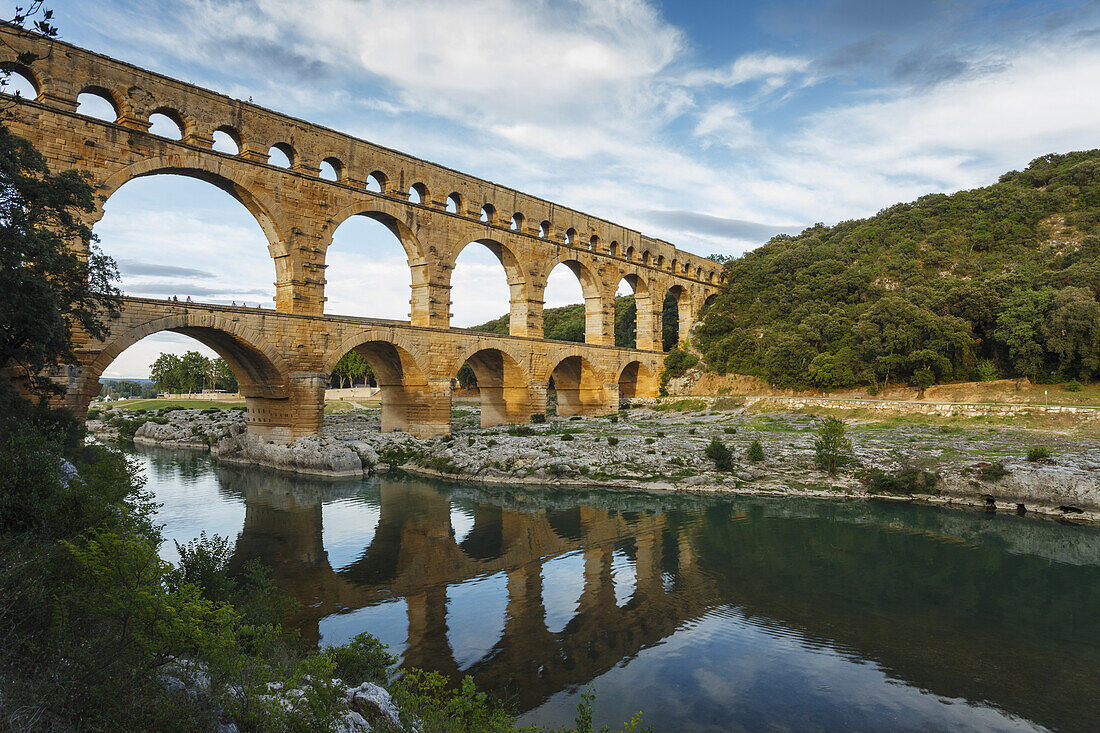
[607,436,619,446]
[980,462,1010,481]
[1063,379,1083,392]
[747,439,764,462]
[1027,445,1051,461]
[531,413,547,424]
[814,417,853,475]
[705,437,733,471]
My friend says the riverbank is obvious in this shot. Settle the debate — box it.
[89,399,1100,523]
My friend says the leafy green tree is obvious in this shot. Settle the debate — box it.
[149,352,183,393]
[213,358,238,392]
[330,349,372,388]
[994,289,1054,379]
[456,362,477,389]
[1041,286,1100,380]
[0,124,119,392]
[814,417,854,475]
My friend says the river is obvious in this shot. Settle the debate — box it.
[132,443,1100,732]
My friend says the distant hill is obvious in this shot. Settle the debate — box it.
[694,150,1100,389]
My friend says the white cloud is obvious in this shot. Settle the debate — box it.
[683,52,812,88]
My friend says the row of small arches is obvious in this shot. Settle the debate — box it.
[1,65,720,284]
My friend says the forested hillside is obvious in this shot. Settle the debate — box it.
[695,150,1100,389]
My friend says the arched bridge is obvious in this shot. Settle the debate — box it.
[1,25,720,437]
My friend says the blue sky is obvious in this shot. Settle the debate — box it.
[36,0,1100,377]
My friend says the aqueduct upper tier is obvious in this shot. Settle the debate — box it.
[0,23,721,349]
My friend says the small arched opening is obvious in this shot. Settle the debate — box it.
[510,212,524,231]
[267,142,295,168]
[565,227,576,245]
[366,171,387,193]
[609,241,619,257]
[0,63,39,100]
[538,220,551,238]
[480,203,495,223]
[148,108,185,140]
[76,86,120,122]
[589,235,599,252]
[319,157,343,181]
[445,192,463,214]
[408,182,429,204]
[212,126,242,155]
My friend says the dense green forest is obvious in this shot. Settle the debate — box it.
[693,150,1100,389]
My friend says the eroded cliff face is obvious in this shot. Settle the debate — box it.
[91,402,1100,522]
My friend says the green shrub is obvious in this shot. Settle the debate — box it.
[1027,445,1051,461]
[607,437,619,446]
[645,438,655,444]
[1063,379,1083,392]
[980,462,1010,480]
[322,632,396,686]
[561,433,574,441]
[609,413,618,424]
[865,468,939,494]
[86,407,102,421]
[705,437,733,471]
[747,440,765,462]
[976,359,1000,382]
[507,426,534,437]
[814,417,853,475]
[722,427,737,434]
[531,413,547,423]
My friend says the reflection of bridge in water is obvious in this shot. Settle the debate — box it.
[210,462,1100,729]
[226,471,716,712]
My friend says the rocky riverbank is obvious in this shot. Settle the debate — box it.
[89,401,1100,522]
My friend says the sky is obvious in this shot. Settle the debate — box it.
[29,0,1100,378]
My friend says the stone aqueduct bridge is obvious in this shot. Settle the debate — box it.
[2,25,721,438]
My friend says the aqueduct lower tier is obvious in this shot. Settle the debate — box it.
[62,298,661,439]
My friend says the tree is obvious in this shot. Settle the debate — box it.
[330,350,372,388]
[994,289,1054,379]
[456,362,477,390]
[1041,286,1100,380]
[213,358,238,392]
[814,417,853,475]
[0,124,120,393]
[149,353,183,393]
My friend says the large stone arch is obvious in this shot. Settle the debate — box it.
[97,154,285,246]
[449,344,534,427]
[75,309,314,441]
[326,201,440,326]
[447,236,533,337]
[548,258,609,346]
[544,353,614,417]
[324,330,449,437]
[616,360,658,401]
[615,272,656,351]
[662,284,691,349]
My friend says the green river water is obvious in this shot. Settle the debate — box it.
[132,444,1100,732]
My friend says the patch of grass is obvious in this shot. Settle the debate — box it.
[507,426,535,437]
[653,398,707,412]
[712,397,745,410]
